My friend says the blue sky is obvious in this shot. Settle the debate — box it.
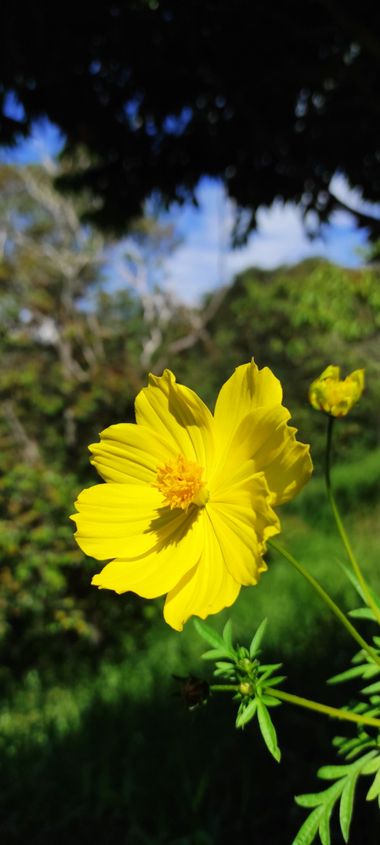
[164,178,369,302]
[0,115,371,304]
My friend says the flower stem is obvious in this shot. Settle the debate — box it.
[269,539,380,670]
[270,687,380,730]
[210,684,380,730]
[325,415,380,626]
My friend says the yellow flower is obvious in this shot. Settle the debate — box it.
[309,365,365,418]
[71,361,312,630]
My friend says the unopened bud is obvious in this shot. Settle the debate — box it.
[309,366,365,417]
[239,681,254,696]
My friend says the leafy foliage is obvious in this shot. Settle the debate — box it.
[193,601,380,845]
[293,752,380,845]
[293,636,380,845]
[194,618,285,761]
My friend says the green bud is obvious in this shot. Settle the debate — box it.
[238,657,252,673]
[239,681,254,697]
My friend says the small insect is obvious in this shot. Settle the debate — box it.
[172,674,209,710]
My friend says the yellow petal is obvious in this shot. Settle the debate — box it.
[163,515,240,630]
[212,407,312,505]
[347,369,365,399]
[211,404,290,486]
[71,483,164,559]
[83,470,277,628]
[207,473,280,585]
[213,360,283,456]
[135,369,215,469]
[89,423,176,484]
[263,428,312,504]
[319,365,341,381]
[91,507,204,598]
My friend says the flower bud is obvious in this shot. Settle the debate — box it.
[239,681,254,696]
[309,366,365,417]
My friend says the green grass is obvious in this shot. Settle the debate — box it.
[290,446,380,523]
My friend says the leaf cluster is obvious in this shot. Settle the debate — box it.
[293,636,380,845]
[294,751,380,845]
[193,611,380,844]
[194,618,285,762]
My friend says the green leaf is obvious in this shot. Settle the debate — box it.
[235,698,257,728]
[257,700,281,762]
[249,618,267,658]
[193,618,226,649]
[291,806,323,845]
[263,674,287,687]
[328,665,369,684]
[295,791,332,809]
[349,608,377,621]
[361,756,380,776]
[319,801,334,845]
[258,663,283,680]
[339,774,358,842]
[366,765,380,801]
[213,666,235,677]
[222,619,234,652]
[338,564,380,614]
[361,680,380,694]
[344,744,373,762]
[201,648,233,660]
[294,751,378,845]
[317,764,352,780]
[261,694,282,707]
[336,562,365,603]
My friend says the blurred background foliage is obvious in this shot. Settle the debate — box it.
[1,161,380,842]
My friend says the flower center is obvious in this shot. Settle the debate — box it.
[155,454,209,510]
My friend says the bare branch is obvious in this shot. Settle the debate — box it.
[2,401,41,465]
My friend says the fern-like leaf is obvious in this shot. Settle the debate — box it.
[292,751,379,845]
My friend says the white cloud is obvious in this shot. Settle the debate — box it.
[164,179,369,304]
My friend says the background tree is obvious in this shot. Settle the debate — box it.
[1,1,380,238]
[0,161,188,670]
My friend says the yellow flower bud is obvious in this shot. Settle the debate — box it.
[309,366,365,417]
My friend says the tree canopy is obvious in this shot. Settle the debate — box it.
[1,1,380,237]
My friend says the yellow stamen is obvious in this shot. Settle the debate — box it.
[155,454,209,510]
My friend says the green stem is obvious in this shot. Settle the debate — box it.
[270,687,380,730]
[210,684,380,730]
[269,539,380,670]
[325,415,380,626]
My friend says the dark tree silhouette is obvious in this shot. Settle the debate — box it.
[1,0,380,237]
